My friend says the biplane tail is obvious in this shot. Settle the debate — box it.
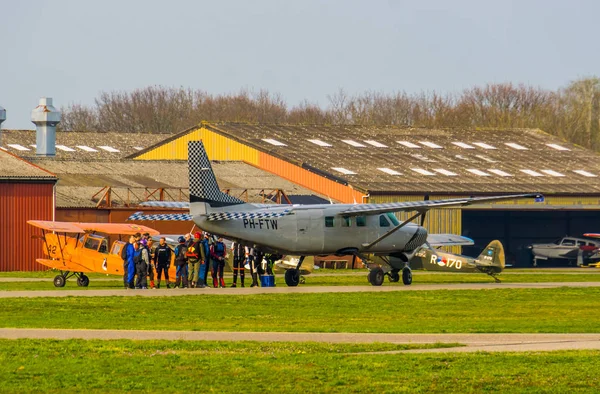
[188,141,245,216]
[475,240,505,273]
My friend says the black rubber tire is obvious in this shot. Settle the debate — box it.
[402,268,412,285]
[368,267,384,286]
[77,275,90,287]
[285,269,300,287]
[388,271,400,282]
[53,275,66,288]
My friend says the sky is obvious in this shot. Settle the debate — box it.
[0,0,599,129]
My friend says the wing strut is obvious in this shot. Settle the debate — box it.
[362,211,425,249]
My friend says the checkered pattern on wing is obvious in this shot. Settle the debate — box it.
[207,209,291,221]
[139,201,190,208]
[127,212,192,221]
[188,141,244,205]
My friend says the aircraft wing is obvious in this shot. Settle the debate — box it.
[584,233,600,239]
[36,258,95,273]
[128,208,293,221]
[427,234,474,247]
[338,193,543,216]
[139,201,190,209]
[128,212,193,221]
[28,220,160,235]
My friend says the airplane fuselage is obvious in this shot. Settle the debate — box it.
[194,203,427,255]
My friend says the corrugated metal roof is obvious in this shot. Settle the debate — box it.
[27,158,322,208]
[140,123,600,195]
[1,130,167,160]
[0,149,57,180]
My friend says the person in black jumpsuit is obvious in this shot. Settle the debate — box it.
[231,242,245,287]
[154,237,172,289]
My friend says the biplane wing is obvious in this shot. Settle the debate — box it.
[28,220,159,235]
[36,258,95,273]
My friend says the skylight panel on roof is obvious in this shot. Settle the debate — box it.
[397,141,421,148]
[7,144,30,151]
[332,167,356,175]
[411,154,435,162]
[467,169,491,176]
[262,139,286,146]
[342,140,366,147]
[452,142,475,149]
[434,169,457,176]
[505,143,529,150]
[573,170,597,177]
[488,169,513,177]
[419,141,443,149]
[455,155,470,161]
[546,143,570,151]
[55,145,75,152]
[520,169,544,176]
[98,146,120,153]
[133,147,144,151]
[76,145,98,152]
[475,155,498,163]
[411,168,435,176]
[472,142,496,149]
[30,144,36,148]
[378,168,402,175]
[364,140,388,148]
[541,170,565,177]
[308,139,332,147]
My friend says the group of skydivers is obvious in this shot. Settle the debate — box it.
[122,231,279,289]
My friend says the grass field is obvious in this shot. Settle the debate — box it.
[2,288,600,333]
[1,340,599,393]
[1,269,599,291]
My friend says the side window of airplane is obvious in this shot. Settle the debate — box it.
[84,237,101,251]
[577,241,586,247]
[342,217,351,227]
[325,216,335,228]
[562,239,576,246]
[380,215,390,227]
[356,216,366,227]
[99,239,109,254]
[385,212,400,226]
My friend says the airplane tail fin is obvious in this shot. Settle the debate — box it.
[476,240,505,273]
[188,141,245,215]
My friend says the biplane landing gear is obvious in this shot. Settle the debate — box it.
[402,267,412,285]
[388,270,400,283]
[53,275,66,287]
[77,274,90,287]
[368,267,384,286]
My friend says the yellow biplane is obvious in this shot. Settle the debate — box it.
[28,220,164,287]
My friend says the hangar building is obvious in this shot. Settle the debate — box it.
[130,122,600,266]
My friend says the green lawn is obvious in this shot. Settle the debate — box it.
[1,269,599,291]
[1,340,599,393]
[2,288,600,333]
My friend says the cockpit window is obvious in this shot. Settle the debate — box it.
[386,212,400,226]
[99,239,109,254]
[84,236,103,251]
[561,239,576,246]
[379,215,390,227]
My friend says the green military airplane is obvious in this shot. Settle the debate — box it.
[129,141,540,287]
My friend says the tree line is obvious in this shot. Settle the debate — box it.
[59,77,600,151]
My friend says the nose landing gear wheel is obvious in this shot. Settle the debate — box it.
[77,275,90,287]
[285,269,300,287]
[53,275,66,288]
[368,267,384,286]
[402,268,412,285]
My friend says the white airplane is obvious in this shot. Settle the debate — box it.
[129,141,542,286]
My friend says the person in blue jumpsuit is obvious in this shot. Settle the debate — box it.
[125,237,137,289]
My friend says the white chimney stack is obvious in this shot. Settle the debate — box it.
[0,105,5,146]
[31,97,61,157]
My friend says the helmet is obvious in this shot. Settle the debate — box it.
[194,232,201,239]
[140,238,147,246]
[178,236,185,243]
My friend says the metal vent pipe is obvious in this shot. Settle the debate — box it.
[0,105,5,146]
[31,97,61,156]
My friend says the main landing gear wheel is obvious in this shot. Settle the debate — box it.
[388,271,400,283]
[285,269,300,287]
[77,275,90,287]
[53,275,66,288]
[402,268,412,285]
[368,267,384,286]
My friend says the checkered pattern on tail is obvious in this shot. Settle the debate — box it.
[188,141,245,207]
[128,212,192,221]
[207,209,292,221]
